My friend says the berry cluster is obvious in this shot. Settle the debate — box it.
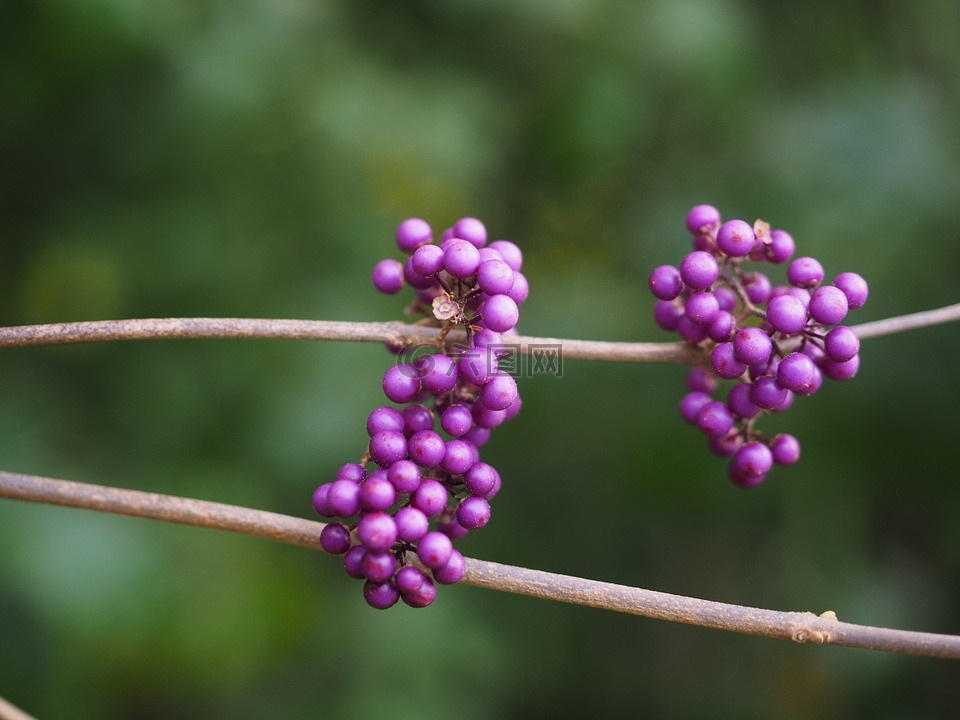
[313,217,527,608]
[649,204,868,487]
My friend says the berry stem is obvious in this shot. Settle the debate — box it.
[3,469,959,660]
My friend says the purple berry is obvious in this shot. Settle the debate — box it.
[312,483,333,517]
[419,353,458,394]
[482,294,520,333]
[742,272,772,305]
[765,229,795,264]
[369,430,408,467]
[677,316,709,343]
[488,240,522,271]
[372,259,404,294]
[359,473,397,511]
[441,404,473,437]
[787,256,824,289]
[833,272,868,309]
[402,256,436,290]
[335,463,366,484]
[464,462,500,497]
[411,243,444,276]
[366,406,405,436]
[394,506,430,543]
[708,430,744,457]
[766,294,808,335]
[387,459,421,494]
[727,382,760,419]
[320,523,352,554]
[343,546,366,579]
[411,479,448,517]
[361,550,397,583]
[733,327,773,366]
[402,404,435,436]
[363,580,400,610]
[433,550,466,585]
[729,442,773,487]
[821,353,860,381]
[653,300,684,332]
[686,367,718,395]
[507,271,529,305]
[357,511,398,551]
[716,219,756,257]
[680,251,719,290]
[824,325,860,362]
[417,531,453,570]
[685,291,720,326]
[407,430,446,468]
[326,479,362,518]
[395,566,427,595]
[456,496,491,529]
[396,218,432,254]
[680,391,713,425]
[697,400,735,437]
[707,311,736,342]
[771,434,801,465]
[685,204,721,234]
[443,239,482,278]
[776,352,819,396]
[477,259,515,295]
[750,375,789,410]
[648,265,683,301]
[453,217,487,249]
[711,342,748,379]
[382,365,421,403]
[441,439,477,475]
[809,285,849,326]
[401,576,437,608]
[480,372,518,411]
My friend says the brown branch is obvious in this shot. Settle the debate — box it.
[0,301,950,363]
[2,470,958,660]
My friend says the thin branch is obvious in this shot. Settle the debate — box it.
[2,470,958,660]
[0,695,37,720]
[0,301,956,362]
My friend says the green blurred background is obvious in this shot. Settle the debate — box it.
[2,1,959,717]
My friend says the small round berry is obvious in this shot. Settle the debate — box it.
[359,473,397,511]
[787,256,825,289]
[382,365,421,403]
[809,285,849,326]
[366,406,405,436]
[711,342,748,380]
[394,506,430,543]
[363,580,400,610]
[326,479,362,518]
[456,496,491,529]
[396,218,433,254]
[833,272,868,309]
[335,463,366,484]
[433,550,466,585]
[320,523,352,555]
[716,219,756,257]
[488,240,522,271]
[653,300,684,332]
[481,372,518,411]
[708,430,744,457]
[419,353,459,394]
[464,462,500,498]
[417,531,454,570]
[411,243,444,276]
[697,400,735,437]
[733,327,773,366]
[727,382,760,419]
[407,430,446,468]
[482,294,520,333]
[343,546,366,579]
[777,352,819,396]
[453,217,487,249]
[771,434,801,465]
[679,251,719,290]
[707,311,736,342]
[680,391,712,425]
[312,483,333,517]
[387,459,421,494]
[459,346,497,385]
[368,430,408,467]
[685,204,722,234]
[357,511,398,551]
[685,291,720,326]
[686,367,718,395]
[441,439,477,475]
[824,325,860,362]
[402,404,435,437]
[477,259,515,295]
[395,566,427,595]
[361,550,397,583]
[411,479,448,517]
[728,442,773,488]
[507,271,529,305]
[440,404,473,437]
[402,256,436,290]
[750,375,789,410]
[443,239,482,278]
[766,294,808,335]
[821,353,860,381]
[648,265,683,301]
[371,259,404,294]
[765,229,795,264]
[677,316,708,343]
[742,272,772,305]
[401,576,437,608]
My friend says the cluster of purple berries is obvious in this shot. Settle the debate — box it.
[313,217,527,609]
[649,204,868,487]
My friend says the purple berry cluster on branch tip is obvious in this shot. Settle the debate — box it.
[652,204,868,488]
[315,217,526,609]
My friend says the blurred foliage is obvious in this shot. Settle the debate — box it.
[2,0,960,718]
